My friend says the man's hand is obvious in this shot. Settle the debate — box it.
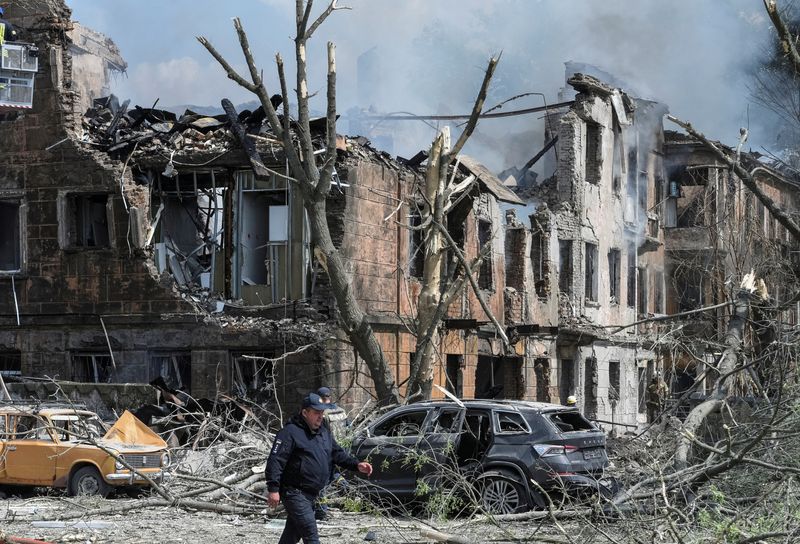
[357,462,373,477]
[267,491,280,508]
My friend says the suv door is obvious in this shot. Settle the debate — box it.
[416,407,465,487]
[352,408,431,497]
[2,414,58,485]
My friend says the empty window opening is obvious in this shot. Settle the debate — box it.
[625,147,638,223]
[608,249,621,304]
[475,355,515,400]
[612,125,622,194]
[72,353,113,383]
[559,240,573,295]
[0,201,21,271]
[534,358,551,403]
[10,415,50,441]
[637,366,647,414]
[627,244,637,308]
[559,359,575,405]
[445,354,463,398]
[584,356,598,419]
[585,122,601,184]
[504,228,525,291]
[150,353,192,393]
[477,219,494,290]
[531,229,550,297]
[654,270,664,314]
[431,409,461,433]
[637,266,648,315]
[673,266,705,311]
[408,211,424,279]
[609,360,620,402]
[0,350,21,377]
[584,242,598,302]
[232,352,274,399]
[67,194,110,248]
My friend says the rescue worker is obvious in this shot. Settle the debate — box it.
[266,392,372,544]
[0,7,18,45]
[646,376,669,423]
[565,395,577,407]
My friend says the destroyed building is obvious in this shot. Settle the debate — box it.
[662,130,800,399]
[0,1,524,413]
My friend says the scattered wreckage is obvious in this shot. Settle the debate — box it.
[0,403,170,498]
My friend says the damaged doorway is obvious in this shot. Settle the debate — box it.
[233,172,308,305]
[475,356,523,400]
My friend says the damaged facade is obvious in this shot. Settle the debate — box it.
[2,3,797,428]
[0,1,520,414]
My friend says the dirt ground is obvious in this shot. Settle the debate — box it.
[0,495,586,543]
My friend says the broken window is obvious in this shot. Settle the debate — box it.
[559,240,573,295]
[477,219,493,290]
[585,122,601,184]
[530,229,549,297]
[584,356,598,419]
[675,167,714,228]
[11,415,50,441]
[654,270,664,314]
[65,194,110,248]
[150,353,192,392]
[625,148,638,223]
[627,244,637,309]
[584,242,598,302]
[0,350,21,377]
[637,266,648,315]
[0,201,21,272]
[71,353,113,383]
[496,411,529,434]
[674,266,705,311]
[534,358,551,403]
[608,249,621,304]
[231,352,274,398]
[504,227,525,291]
[609,360,620,402]
[408,211,424,279]
[475,355,519,400]
[611,124,622,195]
[559,359,575,404]
[373,410,428,438]
[445,354,463,398]
[549,412,594,433]
[637,365,647,414]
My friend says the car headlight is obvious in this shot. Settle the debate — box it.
[161,452,171,467]
[115,459,125,470]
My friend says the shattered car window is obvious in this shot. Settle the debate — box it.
[496,411,529,434]
[51,414,107,441]
[373,410,428,438]
[549,411,594,433]
[12,415,51,440]
[431,409,461,433]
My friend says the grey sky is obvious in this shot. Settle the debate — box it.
[66,1,776,168]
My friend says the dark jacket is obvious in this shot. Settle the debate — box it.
[266,412,359,494]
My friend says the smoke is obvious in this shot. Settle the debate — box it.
[69,0,777,173]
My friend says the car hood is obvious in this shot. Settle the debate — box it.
[101,410,168,449]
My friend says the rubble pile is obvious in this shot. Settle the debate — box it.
[80,94,275,159]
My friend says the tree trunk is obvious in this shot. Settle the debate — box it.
[306,196,400,405]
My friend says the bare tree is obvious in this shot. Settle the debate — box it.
[198,1,504,405]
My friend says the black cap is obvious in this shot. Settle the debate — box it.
[302,392,336,411]
[317,386,332,398]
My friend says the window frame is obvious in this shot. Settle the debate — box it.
[58,191,113,250]
[0,196,25,274]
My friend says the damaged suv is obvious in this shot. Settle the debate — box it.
[0,405,170,497]
[351,399,613,514]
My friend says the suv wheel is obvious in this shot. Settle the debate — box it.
[479,472,528,515]
[69,466,112,498]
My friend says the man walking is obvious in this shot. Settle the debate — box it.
[267,392,372,544]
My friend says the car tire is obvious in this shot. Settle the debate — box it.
[69,466,112,498]
[478,471,529,515]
